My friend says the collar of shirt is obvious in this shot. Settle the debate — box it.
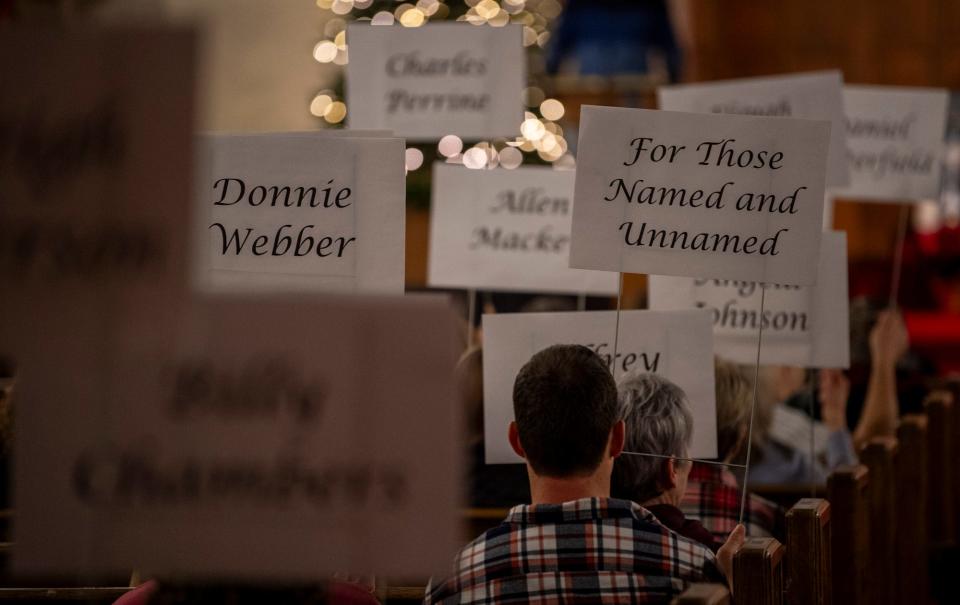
[504,496,656,525]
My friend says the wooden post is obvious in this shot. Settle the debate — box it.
[924,390,956,546]
[733,537,784,605]
[859,437,898,605]
[827,465,869,605]
[675,583,731,605]
[785,498,831,605]
[896,415,929,604]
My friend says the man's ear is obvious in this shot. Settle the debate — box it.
[508,421,526,459]
[660,458,678,490]
[609,420,625,458]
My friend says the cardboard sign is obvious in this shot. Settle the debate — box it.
[649,231,849,368]
[483,310,717,464]
[346,23,524,141]
[194,132,405,294]
[569,106,830,285]
[428,163,618,295]
[11,294,461,578]
[658,71,849,187]
[833,85,950,202]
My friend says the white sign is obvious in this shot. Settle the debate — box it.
[658,71,849,187]
[569,106,831,285]
[833,85,949,202]
[428,163,618,295]
[346,23,524,141]
[650,231,849,368]
[483,310,717,464]
[194,132,405,294]
[10,294,461,578]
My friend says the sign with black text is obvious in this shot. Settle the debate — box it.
[649,231,849,368]
[658,71,849,187]
[569,106,830,285]
[12,295,461,578]
[194,133,405,294]
[346,23,524,141]
[833,85,949,202]
[428,163,618,294]
[483,310,717,464]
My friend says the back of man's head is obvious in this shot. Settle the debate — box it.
[512,344,618,477]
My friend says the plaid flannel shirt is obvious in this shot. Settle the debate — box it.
[425,497,724,604]
[679,464,783,542]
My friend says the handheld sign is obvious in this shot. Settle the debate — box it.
[569,106,831,285]
[346,23,524,141]
[833,85,949,202]
[194,133,405,294]
[11,294,461,579]
[650,231,850,368]
[483,310,717,463]
[658,71,849,187]
[0,27,195,324]
[428,163,618,294]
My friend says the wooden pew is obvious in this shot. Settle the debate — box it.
[385,585,426,604]
[785,498,830,605]
[826,465,868,605]
[675,583,731,604]
[944,379,960,537]
[924,390,956,546]
[896,415,929,604]
[733,537,784,605]
[859,437,898,605]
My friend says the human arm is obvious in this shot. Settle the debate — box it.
[852,310,908,449]
[819,369,858,469]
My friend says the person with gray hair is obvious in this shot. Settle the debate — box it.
[612,371,736,552]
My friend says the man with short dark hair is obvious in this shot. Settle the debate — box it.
[426,345,738,604]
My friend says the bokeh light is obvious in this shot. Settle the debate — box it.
[520,118,546,141]
[438,134,464,158]
[309,94,333,117]
[313,40,338,63]
[405,148,425,171]
[324,101,347,123]
[463,147,488,170]
[499,146,523,169]
[540,98,565,121]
